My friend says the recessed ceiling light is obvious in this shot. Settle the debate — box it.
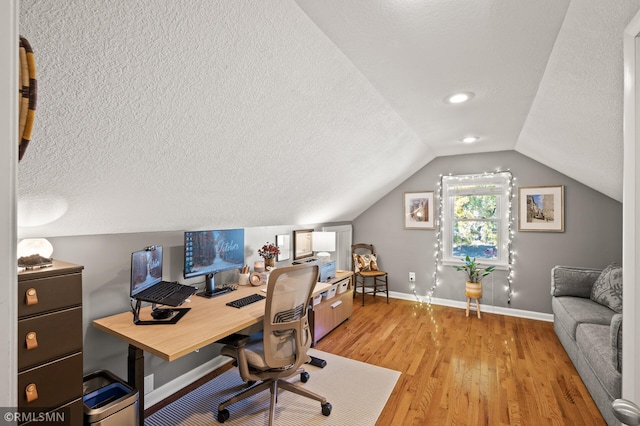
[444,92,474,104]
[462,136,479,143]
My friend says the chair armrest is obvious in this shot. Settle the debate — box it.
[551,265,602,298]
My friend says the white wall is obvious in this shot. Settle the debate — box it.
[623,8,640,406]
[1,0,18,408]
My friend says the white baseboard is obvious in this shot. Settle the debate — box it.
[355,289,553,322]
[145,356,233,409]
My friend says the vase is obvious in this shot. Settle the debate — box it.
[465,281,482,298]
[264,257,275,269]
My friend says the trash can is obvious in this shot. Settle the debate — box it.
[83,370,138,426]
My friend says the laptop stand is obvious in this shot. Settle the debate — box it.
[132,299,190,325]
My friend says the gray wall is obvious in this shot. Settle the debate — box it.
[47,224,336,389]
[353,150,622,314]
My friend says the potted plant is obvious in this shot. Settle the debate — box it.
[258,242,280,269]
[454,255,495,298]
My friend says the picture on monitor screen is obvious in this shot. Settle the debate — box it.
[184,228,245,279]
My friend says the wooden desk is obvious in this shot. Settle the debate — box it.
[92,271,352,424]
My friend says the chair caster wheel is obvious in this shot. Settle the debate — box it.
[217,409,230,423]
[300,372,310,383]
[322,402,332,416]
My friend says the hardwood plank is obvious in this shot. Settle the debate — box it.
[313,296,606,425]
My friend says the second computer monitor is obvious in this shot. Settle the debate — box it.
[184,228,245,287]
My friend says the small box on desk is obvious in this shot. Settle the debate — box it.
[319,261,336,282]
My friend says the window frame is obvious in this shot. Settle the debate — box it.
[441,172,512,269]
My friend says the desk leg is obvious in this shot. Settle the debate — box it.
[128,344,145,426]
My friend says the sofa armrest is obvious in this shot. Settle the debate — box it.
[551,265,603,298]
[610,313,623,372]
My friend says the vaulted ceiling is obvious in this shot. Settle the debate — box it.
[17,0,639,238]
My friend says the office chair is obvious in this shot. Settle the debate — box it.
[352,243,389,306]
[217,263,332,425]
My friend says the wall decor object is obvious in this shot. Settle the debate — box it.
[276,234,290,262]
[18,36,37,161]
[518,185,564,232]
[404,191,435,229]
[293,229,313,260]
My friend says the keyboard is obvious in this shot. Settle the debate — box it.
[226,293,266,309]
[143,284,180,300]
[135,281,197,306]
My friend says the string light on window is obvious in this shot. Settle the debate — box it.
[417,170,516,305]
[506,172,515,304]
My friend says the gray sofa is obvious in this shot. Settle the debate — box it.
[551,264,623,426]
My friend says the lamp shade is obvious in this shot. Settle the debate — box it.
[312,232,336,260]
[17,238,54,259]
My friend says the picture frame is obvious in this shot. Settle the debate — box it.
[404,191,435,229]
[293,229,314,260]
[275,234,290,262]
[518,185,565,232]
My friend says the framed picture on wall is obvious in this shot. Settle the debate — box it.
[276,234,290,262]
[293,229,314,260]
[404,191,435,229]
[518,185,565,232]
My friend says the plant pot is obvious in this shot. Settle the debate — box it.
[264,257,275,269]
[465,281,482,298]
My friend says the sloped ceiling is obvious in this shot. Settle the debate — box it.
[17,0,639,238]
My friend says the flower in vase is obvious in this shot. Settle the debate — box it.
[258,243,280,259]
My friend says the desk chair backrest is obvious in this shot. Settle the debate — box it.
[263,262,320,369]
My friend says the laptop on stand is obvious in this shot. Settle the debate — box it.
[130,246,197,324]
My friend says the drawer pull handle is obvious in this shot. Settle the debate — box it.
[331,300,342,309]
[25,331,38,350]
[25,288,38,306]
[25,383,38,403]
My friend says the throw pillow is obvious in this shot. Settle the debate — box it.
[590,262,623,313]
[353,253,379,273]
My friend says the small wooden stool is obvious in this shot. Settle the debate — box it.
[466,296,481,318]
[465,281,482,319]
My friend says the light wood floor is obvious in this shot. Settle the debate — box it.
[313,295,606,426]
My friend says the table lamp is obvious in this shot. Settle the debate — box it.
[17,238,54,269]
[312,232,335,263]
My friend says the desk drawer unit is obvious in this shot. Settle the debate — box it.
[21,399,84,426]
[310,273,353,345]
[17,261,84,426]
[18,353,83,409]
[18,306,83,370]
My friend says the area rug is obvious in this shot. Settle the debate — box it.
[145,349,400,425]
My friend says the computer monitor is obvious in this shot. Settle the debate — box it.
[183,228,245,293]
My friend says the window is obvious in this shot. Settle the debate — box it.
[441,172,512,267]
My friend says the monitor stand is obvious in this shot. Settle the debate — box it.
[196,273,219,298]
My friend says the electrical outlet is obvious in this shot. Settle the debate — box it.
[144,374,154,395]
[409,272,416,282]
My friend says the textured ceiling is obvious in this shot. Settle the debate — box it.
[17,0,639,238]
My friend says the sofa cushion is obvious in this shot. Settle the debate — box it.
[590,263,623,313]
[610,314,623,372]
[551,266,602,298]
[552,296,616,339]
[576,323,622,399]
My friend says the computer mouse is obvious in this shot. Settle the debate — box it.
[151,308,174,320]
